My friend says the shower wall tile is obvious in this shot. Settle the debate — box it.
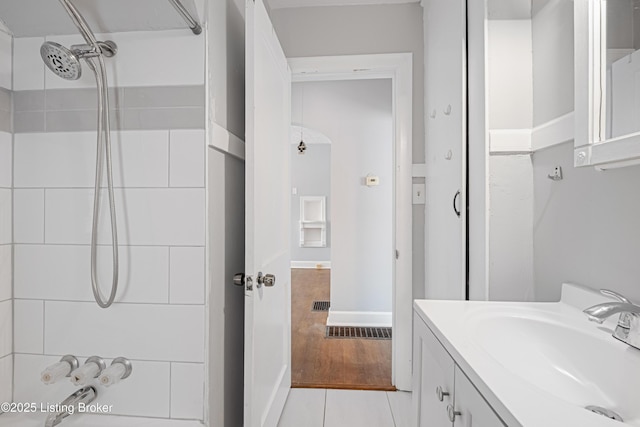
[13,90,45,112]
[13,300,44,354]
[170,247,205,305]
[14,354,172,418]
[170,129,206,188]
[44,301,205,363]
[0,300,12,358]
[0,355,11,408]
[44,87,124,111]
[14,131,169,188]
[0,246,10,302]
[170,362,205,419]
[13,189,45,243]
[45,188,205,246]
[124,85,205,108]
[0,88,11,112]
[13,111,45,133]
[13,37,45,91]
[0,31,11,90]
[45,109,123,133]
[0,132,11,188]
[14,245,169,304]
[0,189,11,245]
[122,107,205,130]
[44,30,204,90]
[0,110,11,133]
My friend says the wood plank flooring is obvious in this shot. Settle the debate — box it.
[291,268,394,390]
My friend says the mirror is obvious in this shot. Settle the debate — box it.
[574,0,640,167]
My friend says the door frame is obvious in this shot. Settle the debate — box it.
[289,53,413,391]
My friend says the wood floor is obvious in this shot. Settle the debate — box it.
[291,268,394,391]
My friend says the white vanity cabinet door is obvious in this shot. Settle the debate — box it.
[452,366,505,427]
[412,312,455,427]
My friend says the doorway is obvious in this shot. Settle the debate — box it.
[290,78,394,390]
[288,53,413,392]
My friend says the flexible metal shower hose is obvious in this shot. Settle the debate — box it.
[87,55,119,308]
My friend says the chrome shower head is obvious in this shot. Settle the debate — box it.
[40,41,82,80]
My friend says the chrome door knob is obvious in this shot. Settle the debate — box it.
[256,272,276,287]
[447,404,461,422]
[435,385,450,402]
[233,273,245,286]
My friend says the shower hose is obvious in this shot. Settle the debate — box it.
[87,55,119,308]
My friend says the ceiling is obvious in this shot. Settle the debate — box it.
[268,0,418,10]
[0,0,202,37]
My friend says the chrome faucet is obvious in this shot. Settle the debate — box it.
[44,386,97,427]
[583,289,640,351]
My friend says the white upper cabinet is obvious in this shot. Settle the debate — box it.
[575,0,640,168]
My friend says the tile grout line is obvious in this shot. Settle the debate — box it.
[14,351,205,365]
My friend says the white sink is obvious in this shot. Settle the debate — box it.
[467,307,640,425]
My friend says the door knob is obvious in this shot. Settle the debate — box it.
[233,273,245,286]
[256,272,276,287]
[447,404,461,422]
[435,385,450,402]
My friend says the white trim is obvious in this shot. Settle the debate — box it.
[489,129,531,154]
[326,310,393,328]
[531,112,574,151]
[289,53,413,391]
[412,163,427,177]
[291,261,331,269]
[209,121,245,160]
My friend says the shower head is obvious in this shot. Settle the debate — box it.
[40,41,82,80]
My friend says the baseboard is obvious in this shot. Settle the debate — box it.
[290,261,331,269]
[326,310,392,327]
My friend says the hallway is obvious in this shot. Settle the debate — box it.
[291,269,393,390]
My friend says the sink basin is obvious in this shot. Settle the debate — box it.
[467,308,640,425]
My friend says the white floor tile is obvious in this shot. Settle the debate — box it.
[324,389,395,427]
[278,388,326,427]
[387,391,412,427]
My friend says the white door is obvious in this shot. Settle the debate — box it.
[244,0,292,425]
[424,0,467,300]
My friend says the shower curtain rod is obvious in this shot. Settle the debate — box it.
[168,0,202,35]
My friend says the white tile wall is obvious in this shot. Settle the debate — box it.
[0,132,11,188]
[14,131,169,188]
[14,189,44,243]
[13,37,45,91]
[0,32,11,90]
[13,300,44,354]
[170,130,206,187]
[0,246,10,302]
[0,355,11,408]
[44,30,205,90]
[170,363,204,419]
[14,245,169,303]
[45,188,205,246]
[13,354,172,418]
[0,300,12,358]
[0,189,11,245]
[170,247,205,304]
[44,301,204,362]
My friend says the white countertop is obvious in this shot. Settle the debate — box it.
[414,283,640,427]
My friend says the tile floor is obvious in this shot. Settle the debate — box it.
[278,388,412,427]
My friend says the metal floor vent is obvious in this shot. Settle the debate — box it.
[326,326,392,340]
[312,301,330,312]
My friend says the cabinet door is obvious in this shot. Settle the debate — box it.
[412,313,455,427]
[453,366,505,427]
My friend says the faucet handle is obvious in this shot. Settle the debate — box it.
[600,289,632,304]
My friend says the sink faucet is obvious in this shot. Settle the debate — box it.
[44,386,97,427]
[583,289,640,351]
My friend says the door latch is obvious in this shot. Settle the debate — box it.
[233,273,253,291]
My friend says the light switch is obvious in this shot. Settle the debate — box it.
[413,183,426,204]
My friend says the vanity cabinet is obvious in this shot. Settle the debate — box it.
[413,312,506,427]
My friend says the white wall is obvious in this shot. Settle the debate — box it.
[0,28,12,410]
[11,30,206,420]
[271,3,426,300]
[486,19,535,302]
[293,80,393,325]
[531,0,640,303]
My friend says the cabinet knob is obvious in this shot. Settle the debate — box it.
[447,404,461,422]
[435,385,450,402]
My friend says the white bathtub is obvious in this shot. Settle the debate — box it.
[0,413,204,426]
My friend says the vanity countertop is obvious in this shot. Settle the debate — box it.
[414,283,640,427]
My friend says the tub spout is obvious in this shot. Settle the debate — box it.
[44,386,97,427]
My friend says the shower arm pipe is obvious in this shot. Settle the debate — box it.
[168,0,202,35]
[58,0,100,47]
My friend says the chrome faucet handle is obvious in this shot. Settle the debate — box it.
[600,289,633,304]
